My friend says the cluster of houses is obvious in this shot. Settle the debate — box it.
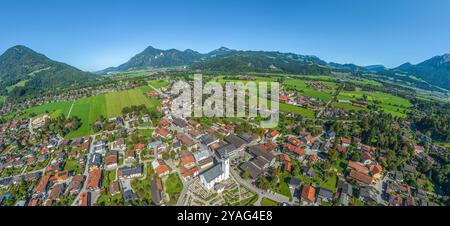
[0,77,445,207]
[278,90,324,111]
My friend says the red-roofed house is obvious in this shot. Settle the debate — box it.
[347,161,369,174]
[181,166,199,179]
[340,137,351,147]
[279,95,289,103]
[179,150,196,169]
[414,145,425,154]
[361,145,377,153]
[154,127,172,139]
[135,143,145,153]
[347,170,373,185]
[288,137,304,147]
[266,130,279,140]
[152,159,171,177]
[369,163,383,179]
[283,143,305,157]
[87,168,102,191]
[284,162,292,173]
[300,185,316,203]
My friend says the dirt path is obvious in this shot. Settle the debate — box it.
[67,100,75,118]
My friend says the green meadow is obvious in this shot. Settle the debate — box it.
[105,88,158,117]
[25,101,73,118]
[24,84,161,138]
[6,80,28,93]
[337,89,412,117]
[148,80,169,89]
[283,79,336,102]
[279,102,315,118]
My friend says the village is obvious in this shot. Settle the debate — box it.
[0,78,445,207]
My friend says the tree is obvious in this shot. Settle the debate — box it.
[328,148,339,163]
[162,152,170,160]
[256,177,271,190]
[242,171,250,180]
[351,152,361,162]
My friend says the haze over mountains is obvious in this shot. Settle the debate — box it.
[1,45,450,98]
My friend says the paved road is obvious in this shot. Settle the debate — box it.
[316,84,343,118]
[71,138,96,206]
[176,179,195,206]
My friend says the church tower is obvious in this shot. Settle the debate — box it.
[223,158,230,180]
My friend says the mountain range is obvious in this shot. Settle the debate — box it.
[1,45,450,99]
[0,45,96,98]
[99,45,450,90]
[99,46,332,75]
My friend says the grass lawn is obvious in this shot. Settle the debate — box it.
[164,173,183,205]
[63,158,79,173]
[318,175,338,192]
[351,197,365,206]
[348,78,382,87]
[23,86,160,138]
[337,90,412,118]
[137,129,154,137]
[148,80,169,89]
[334,158,349,175]
[279,102,315,117]
[65,95,107,138]
[332,102,370,112]
[273,172,293,200]
[283,79,336,102]
[24,101,73,118]
[217,76,278,84]
[105,87,159,117]
[274,180,292,200]
[261,197,279,206]
[106,70,151,78]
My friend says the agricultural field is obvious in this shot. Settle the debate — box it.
[216,76,278,84]
[24,85,161,138]
[216,76,318,118]
[347,78,383,86]
[148,80,169,89]
[65,95,107,138]
[336,89,412,117]
[279,102,315,117]
[105,88,158,117]
[282,79,336,102]
[25,101,73,118]
[332,102,370,112]
[105,70,152,78]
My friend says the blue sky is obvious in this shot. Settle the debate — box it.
[1,0,450,71]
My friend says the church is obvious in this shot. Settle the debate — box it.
[200,158,230,190]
